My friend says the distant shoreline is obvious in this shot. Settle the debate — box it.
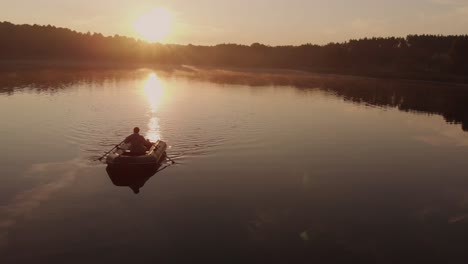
[2,22,468,85]
[1,59,467,86]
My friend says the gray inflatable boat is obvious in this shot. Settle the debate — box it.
[106,140,167,167]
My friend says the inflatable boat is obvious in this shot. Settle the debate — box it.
[106,140,167,168]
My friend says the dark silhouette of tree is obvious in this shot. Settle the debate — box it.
[1,21,467,82]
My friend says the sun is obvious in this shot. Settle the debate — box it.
[134,7,173,42]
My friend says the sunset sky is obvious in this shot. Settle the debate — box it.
[1,0,467,45]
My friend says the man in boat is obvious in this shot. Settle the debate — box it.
[124,127,153,155]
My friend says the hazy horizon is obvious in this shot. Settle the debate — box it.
[1,0,467,45]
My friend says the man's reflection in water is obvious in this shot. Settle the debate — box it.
[106,165,160,194]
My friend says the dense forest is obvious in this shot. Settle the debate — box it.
[1,22,468,81]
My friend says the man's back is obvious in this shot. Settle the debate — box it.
[124,133,147,154]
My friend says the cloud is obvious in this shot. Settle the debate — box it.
[0,160,84,250]
[414,125,468,147]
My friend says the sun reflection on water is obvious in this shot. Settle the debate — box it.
[146,117,161,142]
[142,73,166,142]
[143,73,165,113]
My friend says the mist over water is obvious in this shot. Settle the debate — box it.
[1,68,468,263]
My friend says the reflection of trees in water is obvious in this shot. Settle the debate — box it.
[181,69,468,132]
[0,66,180,95]
[0,69,135,95]
[320,79,468,132]
[1,68,467,131]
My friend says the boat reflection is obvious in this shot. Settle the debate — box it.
[106,164,161,194]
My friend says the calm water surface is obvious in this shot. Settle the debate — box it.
[1,68,468,263]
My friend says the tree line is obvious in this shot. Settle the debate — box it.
[1,21,468,80]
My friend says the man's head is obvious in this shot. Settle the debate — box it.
[133,127,140,134]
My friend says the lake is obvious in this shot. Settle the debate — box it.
[1,67,468,263]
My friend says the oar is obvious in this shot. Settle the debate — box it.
[95,140,125,162]
[165,152,177,164]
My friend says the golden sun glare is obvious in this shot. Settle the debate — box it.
[142,73,166,142]
[134,8,173,42]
